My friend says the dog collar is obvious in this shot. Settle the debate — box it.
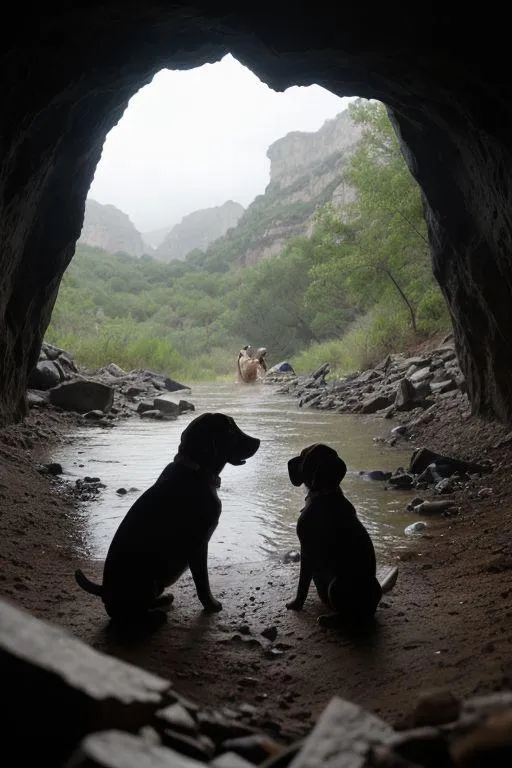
[305,485,342,501]
[174,454,221,489]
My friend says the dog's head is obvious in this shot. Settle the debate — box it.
[288,443,347,491]
[177,413,260,472]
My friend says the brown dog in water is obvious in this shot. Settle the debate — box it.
[286,443,382,627]
[75,412,260,625]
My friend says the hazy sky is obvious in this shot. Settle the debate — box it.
[88,54,354,234]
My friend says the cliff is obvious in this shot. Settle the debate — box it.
[154,200,245,262]
[199,108,363,269]
[78,199,146,257]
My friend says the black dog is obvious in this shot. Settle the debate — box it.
[286,443,382,627]
[75,412,260,624]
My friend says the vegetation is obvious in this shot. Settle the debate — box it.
[46,100,450,380]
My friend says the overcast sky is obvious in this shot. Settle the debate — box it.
[88,54,354,234]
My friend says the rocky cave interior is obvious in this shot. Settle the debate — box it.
[2,2,512,764]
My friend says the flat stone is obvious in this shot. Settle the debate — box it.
[360,394,396,414]
[211,751,255,768]
[140,409,166,420]
[65,730,204,768]
[289,696,395,768]
[160,729,215,761]
[153,396,181,416]
[197,710,257,742]
[0,599,170,764]
[49,379,114,413]
[155,703,198,735]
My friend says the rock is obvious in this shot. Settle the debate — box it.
[0,600,170,765]
[395,379,416,412]
[388,473,415,490]
[140,410,166,420]
[155,703,198,735]
[221,735,282,764]
[27,389,48,406]
[28,360,62,389]
[391,426,408,437]
[153,396,181,416]
[105,362,126,377]
[283,550,301,563]
[404,522,427,535]
[365,471,393,481]
[267,361,295,375]
[360,394,396,414]
[410,688,461,727]
[49,379,114,413]
[116,488,128,495]
[380,727,452,767]
[137,400,155,414]
[163,377,191,393]
[127,386,148,398]
[65,730,202,768]
[409,447,491,477]
[261,626,278,642]
[196,711,257,743]
[211,751,255,768]
[409,367,433,384]
[160,728,215,761]
[430,379,457,394]
[449,710,512,766]
[288,696,394,768]
[42,462,63,475]
[83,409,107,421]
[409,499,458,515]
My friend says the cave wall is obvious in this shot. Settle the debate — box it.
[1,4,512,424]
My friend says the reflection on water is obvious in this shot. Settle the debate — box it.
[47,382,415,564]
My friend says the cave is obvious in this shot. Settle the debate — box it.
[2,5,512,426]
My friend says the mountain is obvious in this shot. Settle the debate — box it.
[142,225,173,250]
[78,199,146,257]
[195,108,363,270]
[153,201,245,262]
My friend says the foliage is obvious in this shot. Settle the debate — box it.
[46,100,450,379]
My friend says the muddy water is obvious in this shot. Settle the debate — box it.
[48,382,415,565]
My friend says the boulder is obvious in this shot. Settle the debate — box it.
[49,379,114,413]
[359,393,395,414]
[27,360,62,390]
[153,396,180,416]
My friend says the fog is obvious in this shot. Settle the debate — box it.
[88,54,354,234]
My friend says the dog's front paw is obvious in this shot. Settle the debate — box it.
[202,597,223,613]
[286,598,304,611]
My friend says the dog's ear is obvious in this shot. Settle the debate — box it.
[302,444,347,490]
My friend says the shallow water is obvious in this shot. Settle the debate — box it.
[47,381,415,564]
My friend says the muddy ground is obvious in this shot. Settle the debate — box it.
[1,368,511,744]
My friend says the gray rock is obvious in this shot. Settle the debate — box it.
[153,396,180,416]
[160,729,215,761]
[360,393,396,414]
[49,379,114,413]
[211,751,255,768]
[83,409,106,421]
[288,696,394,768]
[0,600,169,765]
[137,400,155,414]
[140,410,166,420]
[156,703,198,735]
[65,730,202,768]
[105,362,126,377]
[404,522,427,535]
[28,360,62,390]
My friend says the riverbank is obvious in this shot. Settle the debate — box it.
[1,353,511,745]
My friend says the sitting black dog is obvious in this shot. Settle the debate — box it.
[75,412,260,625]
[286,443,382,627]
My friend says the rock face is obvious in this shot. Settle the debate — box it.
[79,199,147,257]
[203,111,361,268]
[2,6,512,425]
[154,201,245,262]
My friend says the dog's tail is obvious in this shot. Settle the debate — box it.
[75,568,103,597]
